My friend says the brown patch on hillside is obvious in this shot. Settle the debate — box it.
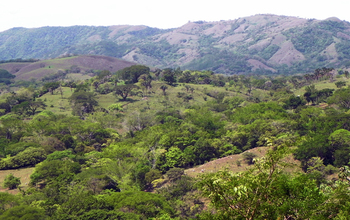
[325,17,342,22]
[219,33,247,44]
[178,22,203,34]
[176,48,199,64]
[248,59,277,72]
[270,34,287,46]
[0,167,34,194]
[248,38,272,51]
[268,41,305,65]
[108,25,147,38]
[185,147,301,178]
[87,35,102,42]
[272,16,308,32]
[322,43,338,62]
[14,55,137,80]
[0,63,31,74]
[234,23,249,33]
[160,32,198,45]
[203,23,232,37]
[67,55,136,71]
[337,32,350,40]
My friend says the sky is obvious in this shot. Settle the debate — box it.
[1,0,350,32]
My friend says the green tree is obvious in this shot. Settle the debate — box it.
[328,87,350,109]
[198,146,326,220]
[3,173,21,189]
[117,65,150,84]
[0,205,47,220]
[329,129,350,166]
[283,95,306,110]
[0,69,15,85]
[69,91,98,117]
[162,69,177,86]
[335,81,346,88]
[12,99,47,116]
[160,85,168,96]
[115,85,139,101]
[42,81,60,95]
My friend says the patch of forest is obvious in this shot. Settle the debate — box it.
[1,65,350,219]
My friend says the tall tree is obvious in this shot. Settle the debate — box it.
[115,85,139,101]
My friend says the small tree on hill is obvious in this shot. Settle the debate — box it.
[160,85,168,96]
[3,173,21,189]
[115,85,139,101]
[335,81,346,88]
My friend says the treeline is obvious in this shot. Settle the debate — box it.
[0,58,39,64]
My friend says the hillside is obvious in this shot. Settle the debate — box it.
[1,65,350,218]
[0,55,137,80]
[2,15,350,74]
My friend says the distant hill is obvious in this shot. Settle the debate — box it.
[2,14,350,74]
[0,55,136,80]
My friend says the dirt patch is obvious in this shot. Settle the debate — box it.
[270,34,287,46]
[185,147,301,178]
[108,25,147,38]
[248,38,272,51]
[0,63,31,74]
[203,23,232,37]
[0,167,34,194]
[337,32,350,40]
[268,41,305,65]
[248,59,277,72]
[13,55,137,80]
[178,22,202,34]
[176,48,199,64]
[161,32,198,45]
[219,34,247,44]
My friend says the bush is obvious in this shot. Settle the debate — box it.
[242,152,257,165]
[325,164,338,175]
[3,174,21,189]
[0,148,47,170]
[166,168,184,181]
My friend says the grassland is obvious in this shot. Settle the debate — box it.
[0,167,34,194]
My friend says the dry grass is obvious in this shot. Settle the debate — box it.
[185,147,301,178]
[1,55,136,81]
[0,167,34,194]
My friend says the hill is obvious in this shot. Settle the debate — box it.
[0,55,137,80]
[1,15,350,74]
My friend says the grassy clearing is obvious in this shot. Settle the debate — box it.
[41,87,74,115]
[293,76,350,96]
[0,167,34,194]
[185,147,301,178]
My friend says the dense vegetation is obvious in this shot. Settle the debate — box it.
[2,64,350,219]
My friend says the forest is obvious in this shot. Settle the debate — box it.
[1,64,350,219]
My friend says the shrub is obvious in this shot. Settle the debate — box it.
[1,148,47,170]
[166,168,184,181]
[3,174,21,189]
[325,164,338,175]
[242,152,257,165]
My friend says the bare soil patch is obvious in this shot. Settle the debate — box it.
[0,167,34,194]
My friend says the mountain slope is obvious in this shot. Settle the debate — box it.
[2,14,350,74]
[0,55,136,80]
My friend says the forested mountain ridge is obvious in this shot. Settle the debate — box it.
[2,14,350,74]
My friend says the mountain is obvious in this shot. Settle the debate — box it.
[2,14,350,75]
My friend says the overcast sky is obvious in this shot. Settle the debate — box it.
[1,0,350,32]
